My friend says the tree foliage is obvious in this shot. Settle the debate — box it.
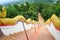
[2,2,60,21]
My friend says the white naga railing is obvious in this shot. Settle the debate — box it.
[0,19,37,40]
[46,22,60,40]
[0,21,34,35]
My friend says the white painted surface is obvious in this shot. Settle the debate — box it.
[47,22,60,40]
[0,21,34,36]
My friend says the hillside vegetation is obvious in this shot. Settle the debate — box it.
[0,2,60,21]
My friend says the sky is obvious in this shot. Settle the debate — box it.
[0,0,20,4]
[0,0,59,5]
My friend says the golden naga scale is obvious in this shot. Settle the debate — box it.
[0,6,26,26]
[0,6,37,26]
[0,6,6,18]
